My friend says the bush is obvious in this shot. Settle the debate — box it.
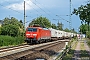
[87,40,90,47]
[0,35,25,47]
[86,31,90,38]
[1,25,20,37]
[14,36,25,45]
[0,27,1,35]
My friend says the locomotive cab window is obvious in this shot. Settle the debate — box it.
[27,28,37,32]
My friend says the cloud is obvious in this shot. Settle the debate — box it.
[6,0,33,10]
[4,0,70,11]
[4,0,86,11]
[0,0,20,3]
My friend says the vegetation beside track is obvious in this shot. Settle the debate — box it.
[80,40,90,59]
[56,37,77,60]
[86,31,90,39]
[0,35,24,47]
[87,39,90,47]
[62,39,77,60]
[80,50,89,58]
[62,39,90,60]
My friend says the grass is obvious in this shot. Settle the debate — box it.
[80,40,90,58]
[72,41,77,50]
[0,35,25,47]
[87,39,90,47]
[61,38,78,60]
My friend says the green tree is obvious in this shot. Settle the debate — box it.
[20,20,23,24]
[57,22,63,30]
[73,3,90,31]
[71,28,77,33]
[2,17,10,26]
[29,16,51,28]
[2,17,23,29]
[1,17,24,36]
[79,24,88,34]
[86,31,90,38]
[0,27,1,35]
[64,28,70,32]
[51,23,57,29]
[1,25,20,37]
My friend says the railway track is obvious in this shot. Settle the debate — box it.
[0,40,67,60]
[0,44,29,53]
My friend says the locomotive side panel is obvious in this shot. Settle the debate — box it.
[39,29,51,40]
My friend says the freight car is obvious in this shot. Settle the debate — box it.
[48,28,65,40]
[25,26,51,44]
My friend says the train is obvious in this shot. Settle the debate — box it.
[25,26,77,44]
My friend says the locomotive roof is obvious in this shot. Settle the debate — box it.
[27,26,49,30]
[27,26,41,28]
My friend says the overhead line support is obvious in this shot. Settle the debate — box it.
[24,1,26,30]
[69,0,72,31]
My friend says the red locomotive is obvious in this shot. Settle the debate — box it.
[25,26,51,44]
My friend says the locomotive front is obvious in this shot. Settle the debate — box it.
[25,27,38,43]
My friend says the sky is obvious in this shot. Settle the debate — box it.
[0,0,88,32]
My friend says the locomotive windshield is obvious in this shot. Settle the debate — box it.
[27,28,37,32]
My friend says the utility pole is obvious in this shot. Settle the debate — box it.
[69,0,71,31]
[24,1,26,30]
[69,0,72,48]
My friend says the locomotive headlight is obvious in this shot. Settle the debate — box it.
[26,34,30,35]
[33,34,37,37]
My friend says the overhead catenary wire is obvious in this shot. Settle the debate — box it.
[6,1,33,18]
[56,15,70,23]
[34,0,71,24]
[26,0,70,25]
[0,3,33,20]
[24,1,44,26]
[0,4,23,15]
[35,0,51,14]
[29,0,54,19]
[0,0,50,28]
[27,0,54,27]
[3,0,69,22]
[0,1,24,15]
[1,0,74,29]
[35,0,71,19]
[25,2,42,16]
[24,2,43,23]
[34,0,61,24]
[4,0,44,25]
